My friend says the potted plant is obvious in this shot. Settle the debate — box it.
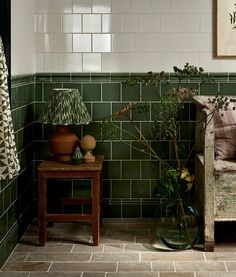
[102,63,232,249]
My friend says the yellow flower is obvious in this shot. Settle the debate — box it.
[180,168,190,179]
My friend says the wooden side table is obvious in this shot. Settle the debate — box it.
[38,155,104,246]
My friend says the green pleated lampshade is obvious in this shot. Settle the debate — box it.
[39,88,91,125]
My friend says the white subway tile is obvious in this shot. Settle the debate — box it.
[140,53,181,72]
[200,14,212,33]
[102,53,124,71]
[141,14,161,33]
[116,53,141,72]
[12,27,34,52]
[131,0,152,13]
[181,14,200,32]
[73,0,92,13]
[122,14,142,33]
[35,34,51,52]
[83,53,102,71]
[34,15,44,33]
[150,34,171,52]
[92,0,111,13]
[43,53,62,72]
[190,33,210,52]
[83,14,101,33]
[112,34,133,52]
[34,14,62,33]
[102,14,122,33]
[11,51,35,75]
[52,34,72,52]
[161,14,181,32]
[51,0,73,13]
[93,34,111,52]
[220,60,236,72]
[180,53,200,68]
[63,14,81,33]
[102,52,181,72]
[73,34,91,52]
[200,53,220,72]
[170,0,191,12]
[171,34,191,52]
[132,34,171,53]
[111,0,132,13]
[191,0,210,13]
[35,0,51,13]
[132,34,151,52]
[62,53,82,71]
[35,53,44,72]
[151,0,171,12]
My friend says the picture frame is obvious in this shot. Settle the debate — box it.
[215,0,236,57]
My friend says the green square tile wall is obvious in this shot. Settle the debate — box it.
[34,72,236,220]
[1,71,236,268]
[0,75,35,268]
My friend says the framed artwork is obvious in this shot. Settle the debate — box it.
[215,0,236,57]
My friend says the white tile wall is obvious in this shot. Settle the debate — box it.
[11,0,236,74]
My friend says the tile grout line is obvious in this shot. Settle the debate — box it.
[173,260,176,272]
[47,261,53,272]
[224,261,229,272]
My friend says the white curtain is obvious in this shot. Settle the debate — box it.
[0,36,20,180]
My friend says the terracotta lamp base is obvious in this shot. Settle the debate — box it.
[80,135,96,163]
[49,125,78,163]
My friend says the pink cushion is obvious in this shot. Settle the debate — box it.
[213,103,236,160]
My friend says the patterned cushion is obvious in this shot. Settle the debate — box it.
[213,103,236,160]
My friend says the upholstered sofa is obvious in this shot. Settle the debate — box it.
[193,95,236,251]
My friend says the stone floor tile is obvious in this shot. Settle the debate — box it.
[72,244,104,252]
[2,261,50,272]
[8,252,29,262]
[92,253,139,262]
[175,261,226,272]
[118,262,151,272]
[20,236,62,245]
[225,262,236,271]
[124,243,155,252]
[103,244,125,252]
[106,229,149,237]
[14,244,73,253]
[152,261,175,271]
[29,272,82,276]
[159,273,194,277]
[50,262,117,272]
[82,273,106,277]
[26,252,91,262]
[107,273,159,277]
[205,252,236,261]
[141,252,205,261]
[0,272,29,277]
[100,236,135,244]
[58,236,92,245]
[195,272,236,277]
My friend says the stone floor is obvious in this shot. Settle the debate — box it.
[1,219,236,276]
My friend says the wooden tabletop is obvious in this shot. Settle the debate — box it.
[38,155,104,172]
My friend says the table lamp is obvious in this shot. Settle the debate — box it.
[39,88,91,163]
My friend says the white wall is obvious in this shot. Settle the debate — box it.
[11,0,35,75]
[12,0,236,73]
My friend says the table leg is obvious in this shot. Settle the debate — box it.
[92,173,100,246]
[38,173,47,246]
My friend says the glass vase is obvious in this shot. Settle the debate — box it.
[154,198,201,250]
